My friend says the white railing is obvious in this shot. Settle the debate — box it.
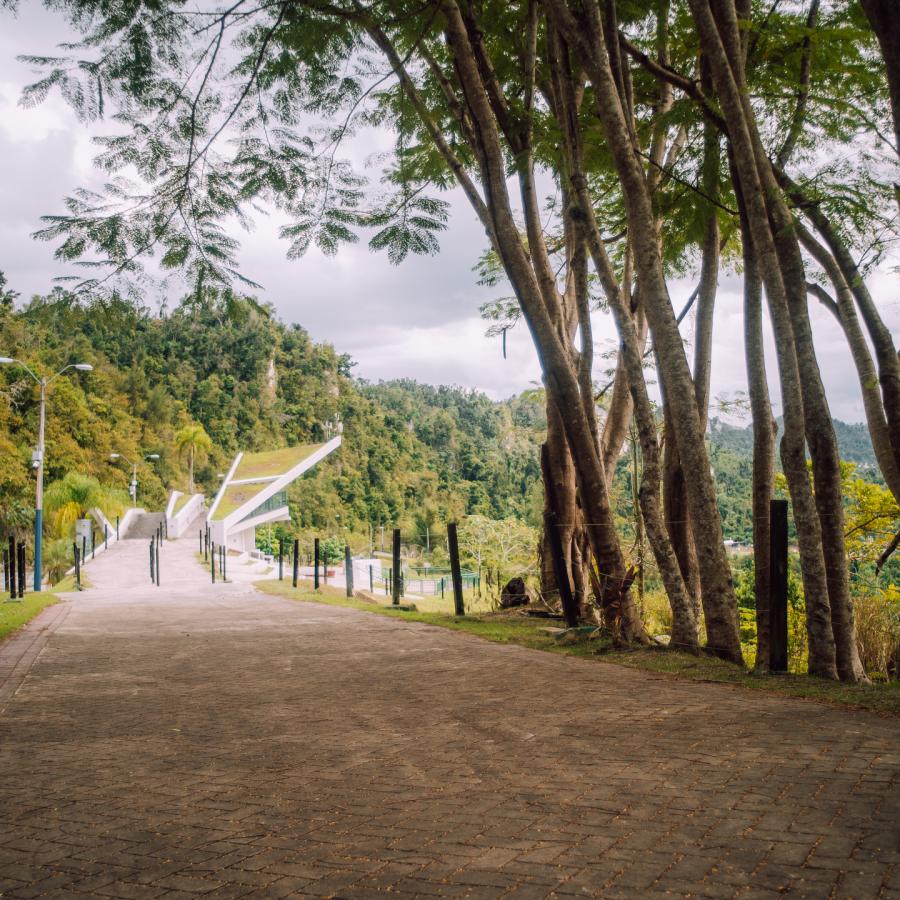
[166,491,205,538]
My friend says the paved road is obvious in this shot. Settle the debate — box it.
[0,524,897,899]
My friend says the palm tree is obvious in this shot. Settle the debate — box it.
[175,423,212,493]
[43,472,128,538]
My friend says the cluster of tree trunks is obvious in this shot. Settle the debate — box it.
[357,0,900,681]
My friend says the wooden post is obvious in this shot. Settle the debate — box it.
[769,499,789,672]
[116,515,120,540]
[447,523,465,616]
[292,538,299,587]
[345,545,353,598]
[392,528,401,605]
[314,538,320,589]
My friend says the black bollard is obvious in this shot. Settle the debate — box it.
[2,548,7,591]
[392,528,401,606]
[279,537,284,581]
[74,545,81,589]
[200,529,203,554]
[211,541,216,583]
[150,537,155,582]
[314,538,320,589]
[292,538,299,588]
[447,523,465,616]
[7,536,14,601]
[17,543,25,598]
[155,538,160,587]
[769,499,789,672]
[369,564,373,593]
[323,549,329,585]
[82,536,86,566]
[345,545,353,598]
[116,515,120,540]
[104,524,109,551]
[92,529,96,560]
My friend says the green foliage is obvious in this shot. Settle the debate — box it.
[0,285,547,542]
[43,471,129,539]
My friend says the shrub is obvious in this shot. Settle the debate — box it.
[854,585,900,681]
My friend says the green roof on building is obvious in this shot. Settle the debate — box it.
[232,444,321,481]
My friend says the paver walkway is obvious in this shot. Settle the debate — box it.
[0,523,897,899]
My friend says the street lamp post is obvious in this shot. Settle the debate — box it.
[109,452,160,506]
[0,357,93,592]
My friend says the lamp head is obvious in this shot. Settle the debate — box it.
[146,453,160,460]
[0,357,13,365]
[109,453,121,460]
[74,363,93,372]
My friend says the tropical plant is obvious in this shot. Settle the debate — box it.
[42,537,75,586]
[43,472,128,538]
[175,424,212,494]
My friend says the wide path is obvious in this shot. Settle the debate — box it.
[0,524,897,899]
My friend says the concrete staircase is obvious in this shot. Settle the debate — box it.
[125,512,165,540]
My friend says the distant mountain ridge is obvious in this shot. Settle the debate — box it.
[707,417,876,467]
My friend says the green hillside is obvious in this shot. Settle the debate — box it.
[0,286,877,551]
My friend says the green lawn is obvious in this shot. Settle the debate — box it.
[0,591,60,642]
[255,580,900,715]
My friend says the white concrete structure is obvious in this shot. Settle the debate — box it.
[207,437,341,553]
[166,491,205,538]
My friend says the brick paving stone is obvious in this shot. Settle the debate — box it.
[0,519,897,898]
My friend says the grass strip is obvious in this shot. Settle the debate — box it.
[0,591,60,642]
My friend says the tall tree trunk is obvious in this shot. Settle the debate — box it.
[777,169,900,487]
[798,224,900,502]
[601,287,648,486]
[546,18,699,651]
[740,220,776,672]
[546,0,740,662]
[431,0,648,641]
[692,0,852,678]
[541,395,585,615]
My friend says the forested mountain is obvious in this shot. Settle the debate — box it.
[0,287,545,540]
[1,285,877,551]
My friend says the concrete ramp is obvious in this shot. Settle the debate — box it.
[124,512,165,539]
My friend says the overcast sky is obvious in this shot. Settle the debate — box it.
[2,4,896,423]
